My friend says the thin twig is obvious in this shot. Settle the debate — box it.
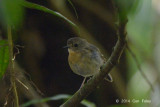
[3,87,12,107]
[16,78,29,90]
[13,45,25,60]
[126,45,154,91]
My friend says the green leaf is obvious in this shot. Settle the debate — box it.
[20,0,77,28]
[0,0,24,27]
[0,40,9,79]
[21,94,96,107]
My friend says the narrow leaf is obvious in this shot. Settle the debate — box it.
[21,94,96,107]
[0,40,9,79]
[19,0,77,28]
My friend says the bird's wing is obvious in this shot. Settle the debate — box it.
[86,44,113,82]
[86,44,106,63]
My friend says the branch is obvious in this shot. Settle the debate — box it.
[60,18,127,107]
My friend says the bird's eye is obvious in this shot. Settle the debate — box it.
[74,44,78,47]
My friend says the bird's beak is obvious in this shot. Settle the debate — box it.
[63,46,70,48]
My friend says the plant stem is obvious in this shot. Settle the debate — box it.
[7,26,19,107]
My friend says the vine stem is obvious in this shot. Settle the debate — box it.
[7,26,19,107]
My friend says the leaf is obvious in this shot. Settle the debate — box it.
[0,0,24,27]
[19,0,77,28]
[0,40,9,79]
[21,94,96,107]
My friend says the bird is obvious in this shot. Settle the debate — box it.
[65,37,113,88]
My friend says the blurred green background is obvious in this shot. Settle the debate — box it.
[0,0,160,107]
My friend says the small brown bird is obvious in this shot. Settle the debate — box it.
[65,37,113,88]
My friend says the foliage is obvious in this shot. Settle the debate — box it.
[0,40,9,79]
[0,0,24,27]
[21,94,96,107]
